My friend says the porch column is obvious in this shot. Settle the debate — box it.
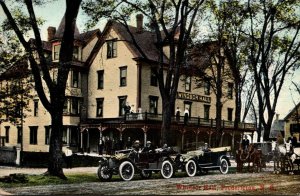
[67,127,70,146]
[87,130,90,153]
[240,133,244,142]
[142,126,148,147]
[144,132,147,147]
[208,131,212,148]
[220,132,225,147]
[80,131,83,153]
[232,131,235,152]
[195,129,199,149]
[120,132,123,141]
[181,130,185,151]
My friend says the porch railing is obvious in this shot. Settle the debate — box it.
[125,112,256,130]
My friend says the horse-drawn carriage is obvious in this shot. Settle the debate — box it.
[269,141,300,174]
[235,140,300,174]
[235,143,264,173]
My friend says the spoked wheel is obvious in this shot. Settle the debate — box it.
[161,160,173,179]
[140,170,152,179]
[185,159,197,177]
[119,161,135,181]
[97,164,112,181]
[219,158,229,174]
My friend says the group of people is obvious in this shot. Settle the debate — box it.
[175,107,190,125]
[98,136,155,155]
[98,137,124,155]
[277,134,299,153]
[131,140,155,152]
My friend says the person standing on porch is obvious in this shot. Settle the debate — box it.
[126,137,132,149]
[63,147,73,169]
[184,108,189,125]
[98,138,104,155]
[176,107,180,122]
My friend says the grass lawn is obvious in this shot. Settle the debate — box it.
[0,168,238,188]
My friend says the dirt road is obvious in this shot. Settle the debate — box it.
[1,167,300,195]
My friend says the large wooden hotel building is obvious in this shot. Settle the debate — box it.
[0,15,256,157]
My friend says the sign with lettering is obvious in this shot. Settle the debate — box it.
[177,92,211,103]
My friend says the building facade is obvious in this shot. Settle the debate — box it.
[0,15,255,156]
[284,102,300,144]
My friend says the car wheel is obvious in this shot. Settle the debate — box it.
[161,160,173,179]
[140,170,152,179]
[97,164,112,181]
[119,161,135,181]
[219,158,229,174]
[185,159,197,177]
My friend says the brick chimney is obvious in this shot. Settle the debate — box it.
[47,26,56,41]
[136,14,143,33]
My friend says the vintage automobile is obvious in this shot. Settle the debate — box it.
[177,146,231,177]
[97,146,178,181]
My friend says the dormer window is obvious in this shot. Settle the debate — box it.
[73,46,79,61]
[71,70,80,88]
[53,44,81,61]
[53,44,60,60]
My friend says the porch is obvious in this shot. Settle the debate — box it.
[78,113,256,154]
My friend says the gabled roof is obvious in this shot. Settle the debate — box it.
[86,20,170,66]
[52,15,100,46]
[110,21,168,63]
[29,39,52,51]
[0,59,29,81]
[78,29,100,47]
[284,102,300,121]
[54,15,80,39]
[270,119,285,139]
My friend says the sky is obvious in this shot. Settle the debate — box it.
[0,1,299,120]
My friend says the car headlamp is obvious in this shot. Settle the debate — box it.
[180,156,184,162]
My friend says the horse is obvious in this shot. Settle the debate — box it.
[288,147,300,174]
[235,143,245,173]
[271,141,296,174]
[235,143,263,173]
[247,144,263,172]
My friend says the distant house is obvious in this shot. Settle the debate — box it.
[284,102,300,143]
[270,114,285,139]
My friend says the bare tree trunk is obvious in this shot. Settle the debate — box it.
[47,109,65,179]
[161,95,177,147]
[234,81,241,130]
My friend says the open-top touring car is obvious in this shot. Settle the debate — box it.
[176,146,231,176]
[97,146,178,181]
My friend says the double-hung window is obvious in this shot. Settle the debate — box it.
[185,76,191,92]
[149,96,158,114]
[150,68,157,86]
[107,39,117,58]
[34,100,39,117]
[228,83,234,99]
[97,70,104,89]
[204,105,210,120]
[204,80,210,95]
[96,98,104,117]
[53,45,60,60]
[120,66,127,87]
[29,126,38,145]
[72,70,80,88]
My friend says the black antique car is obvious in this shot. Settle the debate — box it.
[177,146,231,177]
[97,146,178,181]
